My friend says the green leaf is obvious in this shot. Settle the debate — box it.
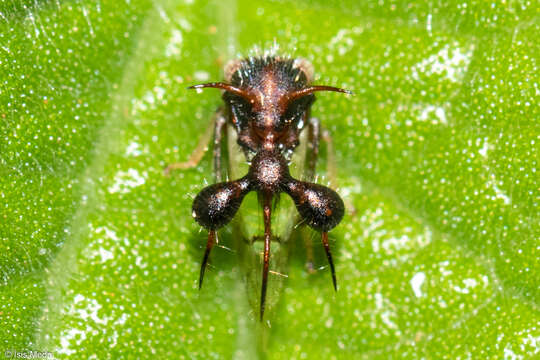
[1,0,538,358]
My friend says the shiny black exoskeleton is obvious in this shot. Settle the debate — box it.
[188,56,350,320]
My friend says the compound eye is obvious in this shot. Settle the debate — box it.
[224,92,254,109]
[283,180,344,232]
[192,178,251,230]
[226,95,256,127]
[281,95,313,126]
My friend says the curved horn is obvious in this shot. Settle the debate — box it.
[188,82,256,103]
[286,85,353,103]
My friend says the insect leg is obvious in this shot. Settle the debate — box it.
[260,193,272,321]
[322,129,356,215]
[303,229,316,274]
[212,110,227,182]
[164,109,227,177]
[321,129,337,188]
[305,116,320,182]
[321,231,337,291]
[303,116,321,270]
[199,229,216,289]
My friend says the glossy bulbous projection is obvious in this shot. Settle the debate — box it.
[192,178,251,230]
[186,56,351,320]
[283,181,345,232]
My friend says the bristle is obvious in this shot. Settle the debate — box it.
[228,56,310,93]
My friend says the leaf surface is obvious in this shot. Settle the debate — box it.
[1,0,538,358]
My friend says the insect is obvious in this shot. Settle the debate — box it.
[167,56,350,320]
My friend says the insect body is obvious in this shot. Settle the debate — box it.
[178,56,350,320]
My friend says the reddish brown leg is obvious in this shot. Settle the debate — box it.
[321,232,337,291]
[260,193,272,321]
[306,116,320,182]
[302,117,320,271]
[322,129,355,215]
[321,129,337,188]
[303,230,316,274]
[164,109,226,181]
[212,113,227,181]
[199,230,216,289]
